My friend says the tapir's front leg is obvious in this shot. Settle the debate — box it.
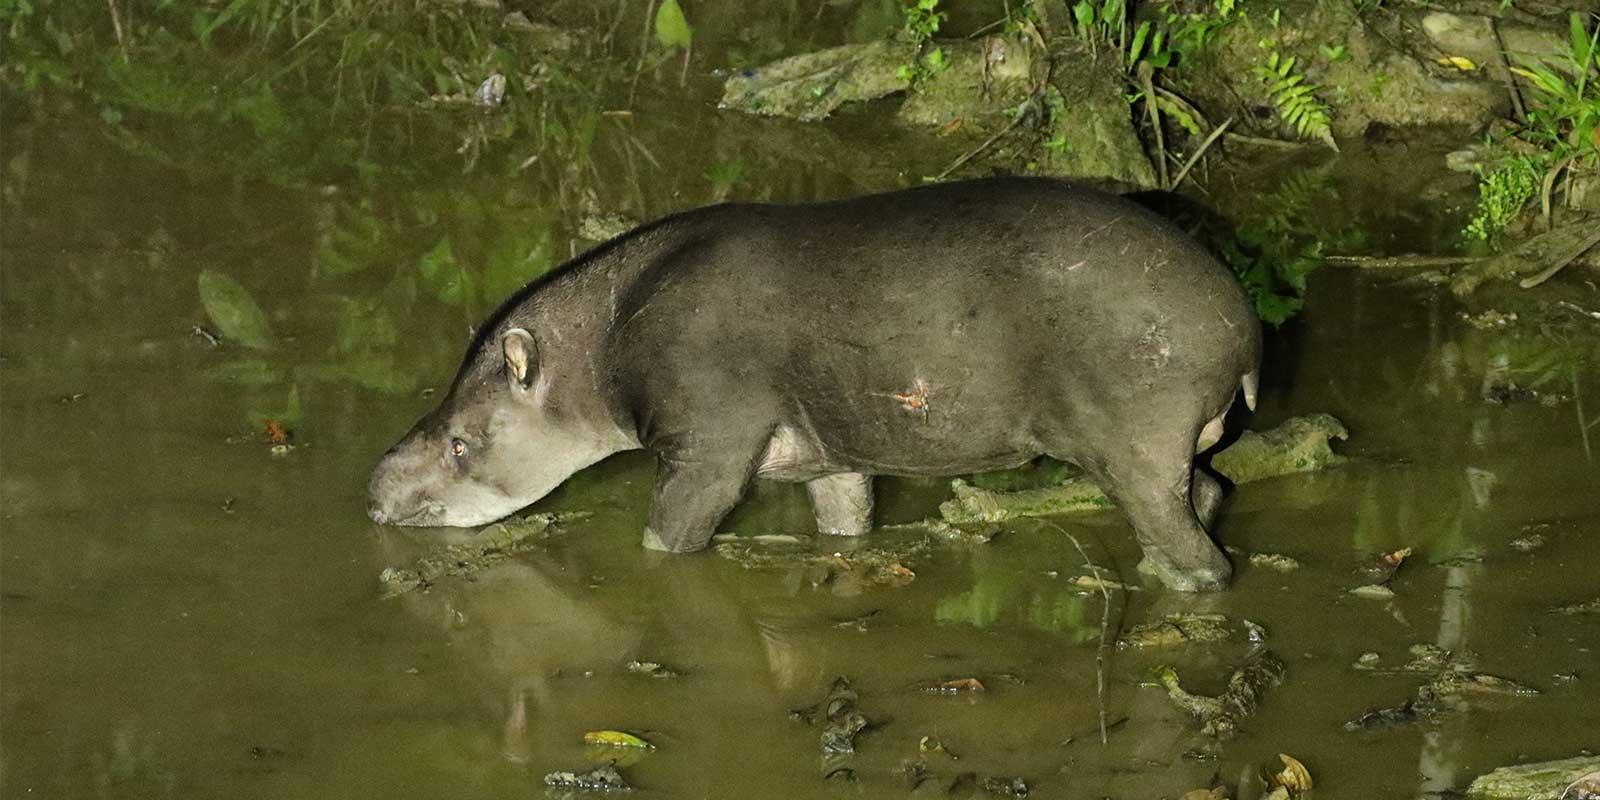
[640,448,759,553]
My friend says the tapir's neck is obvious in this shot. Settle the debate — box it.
[527,234,675,455]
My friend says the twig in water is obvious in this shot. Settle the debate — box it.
[1223,132,1305,150]
[1045,521,1114,746]
[934,109,1028,181]
[1519,227,1600,288]
[1557,300,1600,321]
[1168,118,1233,191]
[1323,254,1484,270]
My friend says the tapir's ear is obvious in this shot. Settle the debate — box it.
[502,328,538,391]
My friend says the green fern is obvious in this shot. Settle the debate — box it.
[1254,51,1338,150]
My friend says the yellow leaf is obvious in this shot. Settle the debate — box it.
[1436,55,1477,71]
[583,730,654,749]
[1273,753,1314,793]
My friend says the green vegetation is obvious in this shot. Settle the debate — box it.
[1253,50,1336,148]
[895,0,949,84]
[1466,12,1600,243]
[1224,167,1365,324]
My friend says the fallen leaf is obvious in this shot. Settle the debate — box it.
[937,118,964,136]
[1436,55,1478,70]
[1273,753,1313,793]
[1382,547,1413,567]
[582,730,654,749]
[263,419,290,444]
[924,677,986,694]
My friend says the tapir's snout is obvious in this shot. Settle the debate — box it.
[367,445,426,526]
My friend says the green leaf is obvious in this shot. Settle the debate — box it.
[1129,21,1150,66]
[1073,0,1095,30]
[206,358,284,386]
[417,237,475,306]
[654,0,693,50]
[198,270,274,350]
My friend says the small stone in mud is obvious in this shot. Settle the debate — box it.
[1508,533,1547,552]
[1348,584,1395,599]
[543,763,630,792]
[1355,652,1382,669]
[1249,552,1301,572]
[624,660,681,678]
[980,775,1030,797]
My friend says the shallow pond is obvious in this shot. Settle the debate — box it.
[3,8,1599,797]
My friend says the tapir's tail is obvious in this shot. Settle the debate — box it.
[1241,370,1259,412]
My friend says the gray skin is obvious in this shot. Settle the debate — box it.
[368,177,1262,591]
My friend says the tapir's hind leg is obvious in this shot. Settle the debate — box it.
[1072,432,1232,592]
[806,472,874,537]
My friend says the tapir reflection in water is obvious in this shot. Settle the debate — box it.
[368,177,1262,592]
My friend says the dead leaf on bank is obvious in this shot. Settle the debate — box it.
[1437,55,1477,71]
[1273,753,1314,793]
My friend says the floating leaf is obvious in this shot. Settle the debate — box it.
[654,0,692,50]
[583,730,655,749]
[198,270,274,350]
[922,677,986,694]
[1436,55,1477,71]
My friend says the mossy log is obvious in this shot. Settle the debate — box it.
[940,414,1348,524]
[1466,756,1600,800]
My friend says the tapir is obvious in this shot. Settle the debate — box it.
[368,177,1262,591]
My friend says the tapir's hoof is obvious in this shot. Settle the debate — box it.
[640,527,706,553]
[1138,556,1232,592]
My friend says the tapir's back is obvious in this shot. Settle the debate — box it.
[608,177,1260,474]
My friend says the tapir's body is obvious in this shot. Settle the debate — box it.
[369,177,1262,591]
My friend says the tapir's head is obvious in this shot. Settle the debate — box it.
[367,326,627,527]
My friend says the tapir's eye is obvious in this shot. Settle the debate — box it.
[450,438,467,458]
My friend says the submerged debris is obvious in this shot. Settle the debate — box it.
[941,415,1348,523]
[377,511,590,597]
[543,763,630,793]
[1466,756,1600,800]
[1248,552,1302,572]
[1345,643,1539,731]
[791,677,870,756]
[1550,596,1600,615]
[1155,652,1286,738]
[1120,613,1247,649]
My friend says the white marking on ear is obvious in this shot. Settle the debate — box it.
[502,328,538,390]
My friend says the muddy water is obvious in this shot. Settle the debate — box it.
[4,47,1600,800]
